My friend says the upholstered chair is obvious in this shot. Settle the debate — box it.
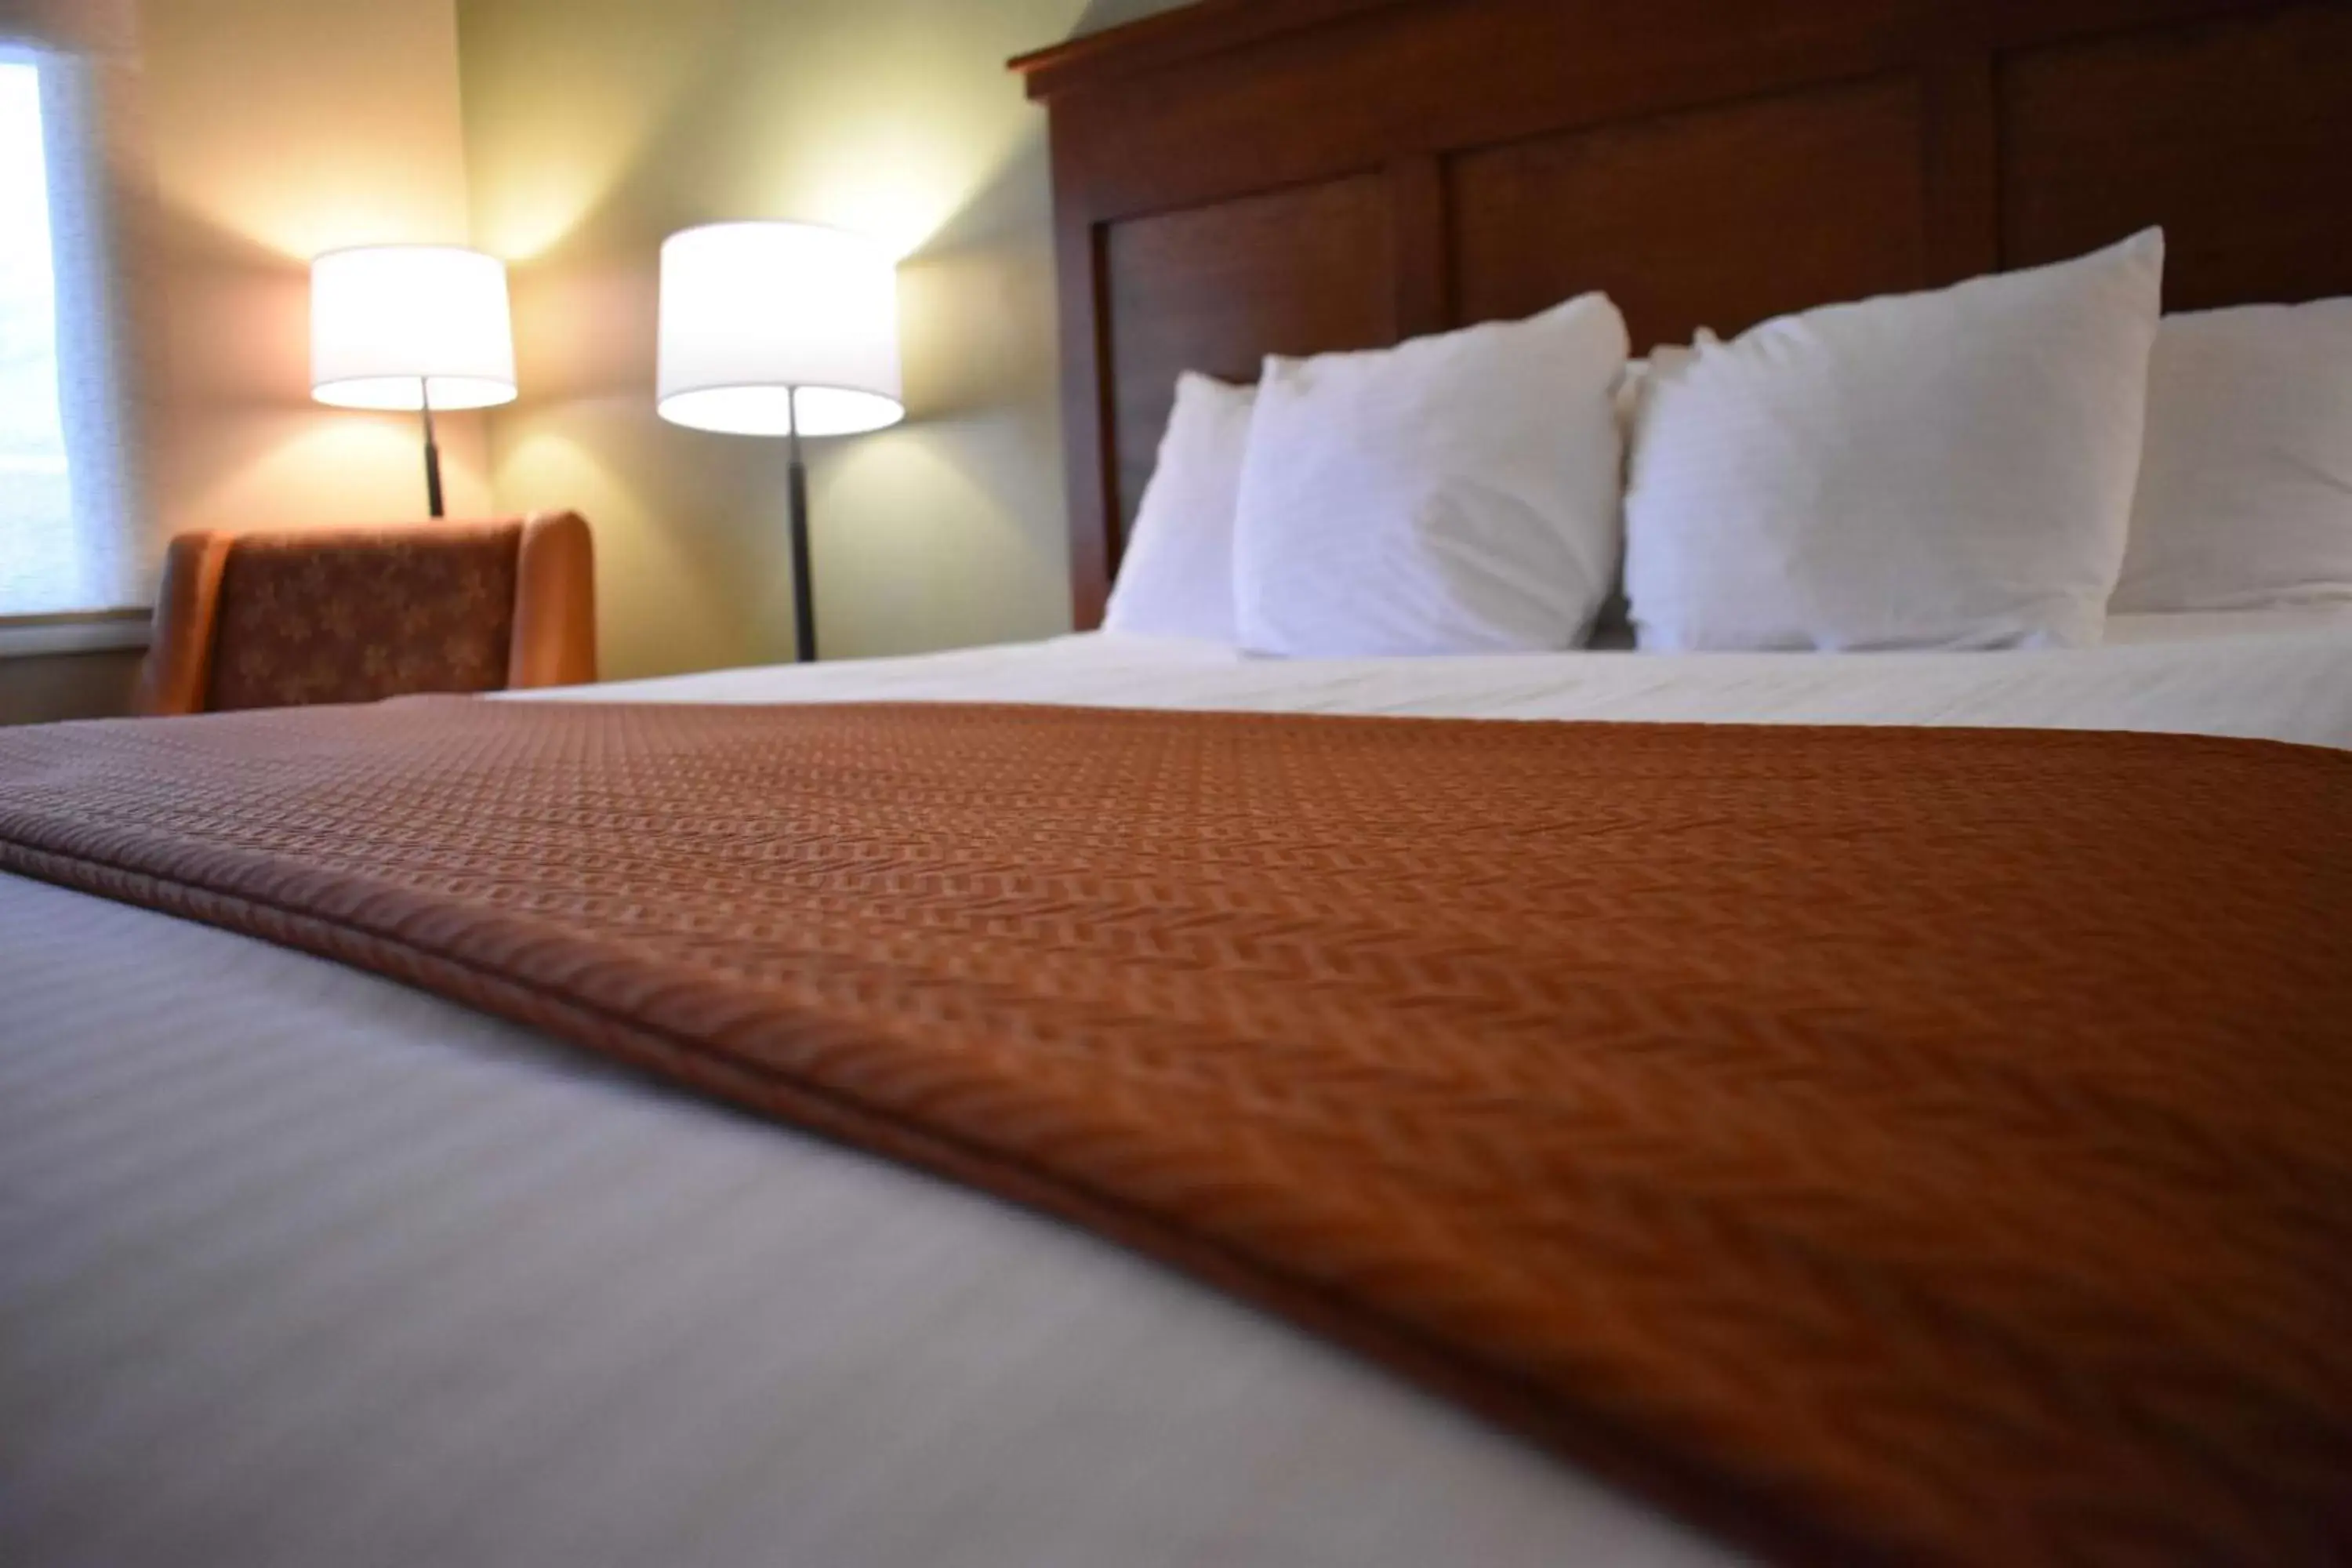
[135,513,597,717]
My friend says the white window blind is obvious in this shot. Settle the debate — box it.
[0,39,135,619]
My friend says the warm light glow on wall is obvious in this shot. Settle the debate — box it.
[135,0,478,263]
[795,140,980,262]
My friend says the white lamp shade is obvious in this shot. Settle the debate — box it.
[310,245,517,411]
[656,221,903,437]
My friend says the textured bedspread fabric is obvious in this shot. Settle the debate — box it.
[3,699,2347,1566]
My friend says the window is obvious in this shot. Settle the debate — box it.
[0,47,132,619]
[0,60,71,611]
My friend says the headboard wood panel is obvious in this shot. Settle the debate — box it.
[1998,5,2352,305]
[1449,76,1933,347]
[1105,176,1399,542]
[1014,0,2352,628]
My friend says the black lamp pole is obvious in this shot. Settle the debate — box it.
[786,385,817,662]
[419,376,446,518]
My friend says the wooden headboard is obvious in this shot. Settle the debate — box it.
[1011,0,2352,628]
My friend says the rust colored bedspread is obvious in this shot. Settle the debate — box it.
[2,699,2347,1566]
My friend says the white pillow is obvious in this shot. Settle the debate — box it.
[1582,355,1675,650]
[1232,293,1630,657]
[1103,372,1254,642]
[1624,230,2165,651]
[1613,357,1653,435]
[2113,299,2352,612]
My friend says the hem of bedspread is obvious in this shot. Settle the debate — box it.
[0,841,1882,1568]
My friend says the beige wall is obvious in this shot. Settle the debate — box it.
[2,0,489,724]
[458,0,1188,678]
[136,0,492,540]
[5,0,1192,720]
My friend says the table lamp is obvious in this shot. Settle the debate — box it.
[655,220,904,662]
[310,245,517,517]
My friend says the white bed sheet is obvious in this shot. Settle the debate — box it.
[524,608,2352,751]
[8,608,2348,1568]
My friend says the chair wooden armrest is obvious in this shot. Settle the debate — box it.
[134,531,234,717]
[509,511,598,689]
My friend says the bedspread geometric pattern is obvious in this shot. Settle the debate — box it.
[2,699,2346,1566]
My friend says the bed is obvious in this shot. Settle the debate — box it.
[7,1,2352,1565]
[9,617,2350,1568]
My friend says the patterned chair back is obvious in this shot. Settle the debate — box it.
[135,513,597,717]
[205,523,524,712]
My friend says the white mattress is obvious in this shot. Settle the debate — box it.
[7,609,2350,1568]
